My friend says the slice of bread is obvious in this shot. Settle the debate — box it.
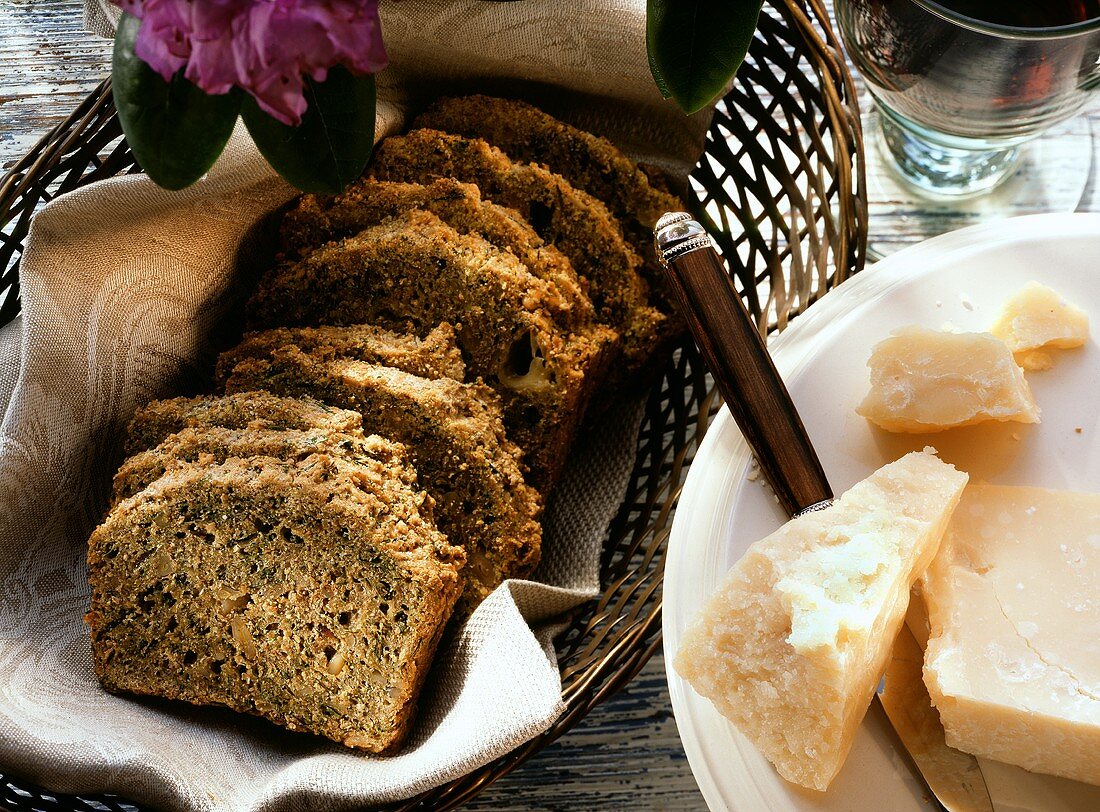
[215,322,465,389]
[414,95,682,233]
[221,347,543,616]
[112,425,404,506]
[368,129,670,376]
[122,391,363,458]
[87,452,463,753]
[246,210,617,490]
[280,178,596,333]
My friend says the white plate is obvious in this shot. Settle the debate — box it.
[663,213,1100,812]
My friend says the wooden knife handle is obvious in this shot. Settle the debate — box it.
[655,214,833,516]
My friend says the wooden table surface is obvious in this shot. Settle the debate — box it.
[2,3,1098,811]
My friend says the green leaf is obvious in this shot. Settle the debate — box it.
[647,0,764,115]
[647,39,673,100]
[111,13,240,191]
[241,67,376,195]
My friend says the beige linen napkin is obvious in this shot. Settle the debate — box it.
[0,3,712,809]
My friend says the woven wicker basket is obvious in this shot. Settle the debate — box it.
[0,1,865,809]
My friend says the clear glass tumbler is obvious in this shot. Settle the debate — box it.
[836,0,1100,198]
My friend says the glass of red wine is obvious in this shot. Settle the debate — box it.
[837,0,1100,250]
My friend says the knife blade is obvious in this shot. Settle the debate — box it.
[878,623,995,812]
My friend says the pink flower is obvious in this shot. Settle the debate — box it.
[114,0,387,126]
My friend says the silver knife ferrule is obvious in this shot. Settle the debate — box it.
[655,211,712,266]
[794,499,834,517]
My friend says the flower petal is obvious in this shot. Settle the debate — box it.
[113,0,387,124]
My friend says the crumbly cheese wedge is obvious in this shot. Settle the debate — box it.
[857,326,1039,433]
[922,481,1100,787]
[675,449,968,791]
[990,282,1089,371]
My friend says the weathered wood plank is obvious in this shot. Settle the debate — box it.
[0,1,112,170]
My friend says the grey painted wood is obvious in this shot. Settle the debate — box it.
[0,1,113,170]
[1,2,1097,811]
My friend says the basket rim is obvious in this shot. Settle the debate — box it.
[0,0,867,807]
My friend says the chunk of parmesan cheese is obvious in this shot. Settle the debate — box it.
[922,481,1100,787]
[990,282,1089,371]
[674,450,967,791]
[857,326,1039,433]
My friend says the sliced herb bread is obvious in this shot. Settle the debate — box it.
[246,210,617,490]
[87,452,463,753]
[221,347,543,615]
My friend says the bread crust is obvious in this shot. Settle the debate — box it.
[414,95,686,315]
[87,454,463,753]
[415,95,681,230]
[368,129,670,376]
[123,391,363,458]
[246,210,617,489]
[215,322,466,389]
[113,425,411,507]
[280,178,597,333]
[222,348,543,616]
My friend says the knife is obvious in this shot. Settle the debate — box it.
[654,211,995,811]
[881,622,994,812]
